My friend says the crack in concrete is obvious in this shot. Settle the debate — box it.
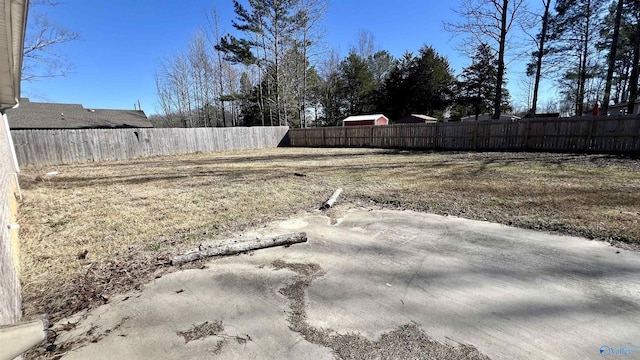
[272,260,491,360]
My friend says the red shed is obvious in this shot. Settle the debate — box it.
[342,114,389,127]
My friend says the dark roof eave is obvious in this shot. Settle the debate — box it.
[0,0,29,109]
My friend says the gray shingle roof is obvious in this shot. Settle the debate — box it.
[397,114,438,123]
[6,99,153,129]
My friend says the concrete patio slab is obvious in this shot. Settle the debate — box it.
[56,209,640,359]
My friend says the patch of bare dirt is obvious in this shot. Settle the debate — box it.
[176,320,251,354]
[272,260,489,360]
[177,320,225,344]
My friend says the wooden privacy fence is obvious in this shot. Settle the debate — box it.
[288,116,640,153]
[11,126,289,166]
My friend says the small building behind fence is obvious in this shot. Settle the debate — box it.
[460,114,521,122]
[609,101,640,116]
[396,114,438,124]
[343,114,389,127]
[6,98,152,130]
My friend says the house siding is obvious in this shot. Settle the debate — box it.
[344,120,375,127]
[375,117,388,125]
[0,112,21,326]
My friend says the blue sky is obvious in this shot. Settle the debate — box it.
[22,0,539,115]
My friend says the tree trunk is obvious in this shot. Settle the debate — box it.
[576,47,585,116]
[302,31,308,128]
[577,0,591,117]
[493,0,509,119]
[171,232,308,265]
[212,11,227,127]
[532,0,551,115]
[274,10,282,126]
[628,12,640,114]
[602,0,624,116]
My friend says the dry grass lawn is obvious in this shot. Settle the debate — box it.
[16,148,640,325]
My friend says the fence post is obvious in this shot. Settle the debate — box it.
[473,121,479,150]
[343,127,347,147]
[524,120,531,151]
[369,126,374,147]
[322,128,326,147]
[586,117,596,152]
[434,122,440,149]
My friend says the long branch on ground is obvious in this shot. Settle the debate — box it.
[17,148,640,323]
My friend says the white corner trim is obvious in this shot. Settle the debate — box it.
[2,110,19,173]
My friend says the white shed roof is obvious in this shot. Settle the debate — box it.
[0,0,28,109]
[343,114,389,122]
[410,114,438,121]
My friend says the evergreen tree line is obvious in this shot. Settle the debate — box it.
[525,0,640,116]
[154,0,640,127]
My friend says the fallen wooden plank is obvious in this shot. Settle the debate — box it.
[320,188,342,210]
[171,232,307,266]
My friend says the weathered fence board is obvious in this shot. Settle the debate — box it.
[11,126,289,166]
[289,117,640,154]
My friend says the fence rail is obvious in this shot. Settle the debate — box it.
[11,126,289,166]
[288,117,640,153]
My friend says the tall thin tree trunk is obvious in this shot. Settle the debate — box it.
[627,14,640,114]
[576,52,584,116]
[257,71,265,126]
[260,34,274,126]
[493,0,509,119]
[212,10,227,127]
[532,0,551,114]
[302,33,308,128]
[275,32,282,126]
[255,44,265,126]
[602,0,624,116]
[577,0,591,116]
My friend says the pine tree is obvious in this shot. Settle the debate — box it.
[548,0,607,115]
[216,0,303,126]
[338,53,376,115]
[379,46,454,120]
[456,44,511,120]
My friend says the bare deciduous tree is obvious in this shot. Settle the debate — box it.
[352,29,376,61]
[22,1,79,82]
[444,0,528,119]
[295,0,327,127]
[156,8,246,128]
[206,8,229,126]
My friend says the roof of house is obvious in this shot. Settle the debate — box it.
[6,99,153,129]
[460,114,521,122]
[410,114,438,121]
[610,101,640,108]
[343,114,389,122]
[397,114,438,123]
